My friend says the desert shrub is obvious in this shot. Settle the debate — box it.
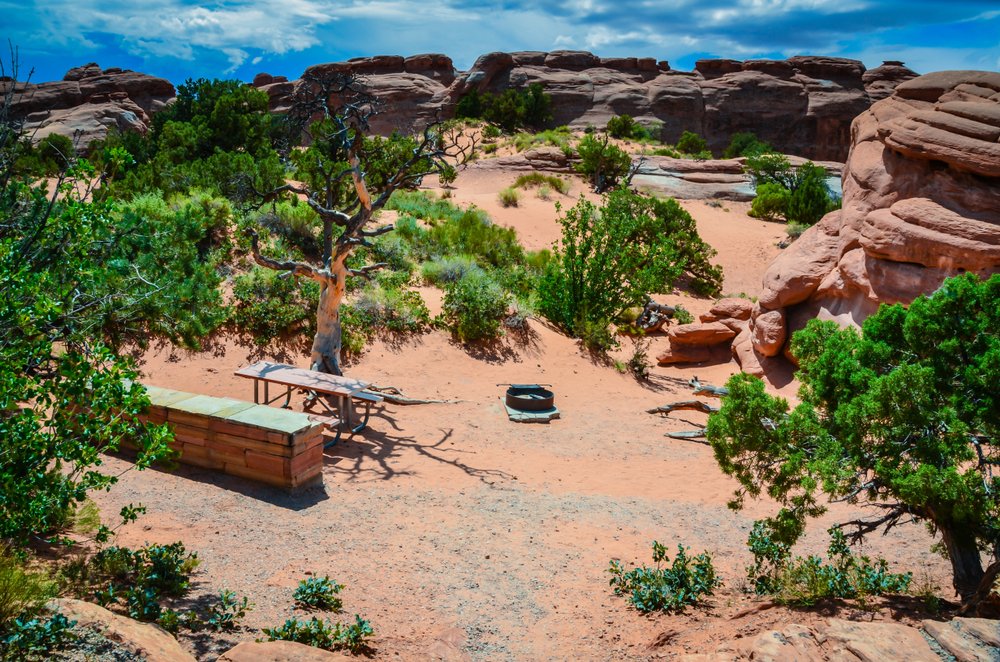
[785,221,810,239]
[536,185,551,200]
[748,182,790,222]
[346,282,431,336]
[606,114,638,139]
[421,255,478,286]
[254,200,320,256]
[1,612,76,660]
[230,267,320,345]
[723,132,771,158]
[442,269,510,342]
[263,615,374,654]
[627,338,651,381]
[745,524,911,605]
[538,188,722,343]
[427,210,524,269]
[482,143,498,154]
[205,590,252,631]
[92,542,199,622]
[511,127,575,156]
[19,134,75,176]
[497,187,519,207]
[672,305,694,325]
[786,163,839,225]
[482,124,502,140]
[512,172,569,195]
[608,541,720,613]
[575,134,633,192]
[294,576,344,611]
[743,152,796,189]
[0,552,54,629]
[676,130,709,157]
[643,146,682,158]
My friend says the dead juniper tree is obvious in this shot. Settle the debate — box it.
[247,71,468,376]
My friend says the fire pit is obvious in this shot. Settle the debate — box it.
[504,384,555,411]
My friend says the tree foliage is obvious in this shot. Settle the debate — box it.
[707,274,1000,600]
[455,83,552,133]
[574,133,634,193]
[744,153,839,225]
[0,66,224,546]
[538,187,722,342]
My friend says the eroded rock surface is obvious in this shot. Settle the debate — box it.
[2,63,174,148]
[740,70,1000,372]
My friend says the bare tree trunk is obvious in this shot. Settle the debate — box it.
[940,523,986,601]
[310,262,347,375]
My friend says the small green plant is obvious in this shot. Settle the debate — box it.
[512,172,569,195]
[205,590,253,631]
[672,305,694,325]
[723,132,772,158]
[1,612,76,660]
[294,576,344,611]
[608,541,720,613]
[0,551,54,629]
[785,221,810,240]
[745,523,912,606]
[91,542,199,622]
[627,338,651,381]
[536,185,552,200]
[748,182,791,222]
[482,143,498,154]
[420,256,479,286]
[262,615,374,654]
[482,124,502,140]
[230,266,320,345]
[497,187,519,208]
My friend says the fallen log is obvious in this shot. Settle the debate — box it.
[689,376,729,398]
[665,430,709,444]
[647,400,719,415]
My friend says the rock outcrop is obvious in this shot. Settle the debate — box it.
[7,53,917,158]
[258,52,914,161]
[738,71,1000,373]
[50,598,195,662]
[218,640,354,661]
[656,298,753,366]
[1,63,174,148]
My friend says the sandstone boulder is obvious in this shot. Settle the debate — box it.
[700,297,754,322]
[218,640,354,661]
[668,322,737,346]
[50,598,194,662]
[743,70,1000,365]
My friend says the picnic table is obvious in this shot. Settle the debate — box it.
[234,361,381,434]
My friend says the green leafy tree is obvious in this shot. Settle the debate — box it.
[786,162,838,225]
[748,182,791,222]
[723,132,771,159]
[0,68,224,546]
[575,133,634,193]
[707,273,1000,602]
[538,187,722,342]
[455,83,552,132]
[676,130,710,157]
[606,114,638,139]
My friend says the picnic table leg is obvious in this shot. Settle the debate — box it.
[253,379,259,404]
[342,395,355,430]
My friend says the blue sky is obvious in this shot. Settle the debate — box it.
[3,1,998,84]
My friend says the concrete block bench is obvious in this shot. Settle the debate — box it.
[139,385,325,491]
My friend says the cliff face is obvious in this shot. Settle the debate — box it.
[5,52,917,160]
[735,70,1000,374]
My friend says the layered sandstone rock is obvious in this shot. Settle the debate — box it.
[1,63,174,148]
[656,298,752,366]
[738,70,1000,373]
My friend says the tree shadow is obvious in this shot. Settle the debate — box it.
[446,324,543,366]
[325,408,514,485]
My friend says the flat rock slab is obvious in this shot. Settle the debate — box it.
[504,404,560,423]
[218,640,354,661]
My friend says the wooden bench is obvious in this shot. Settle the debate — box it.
[234,362,382,444]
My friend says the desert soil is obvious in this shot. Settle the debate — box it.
[91,167,956,661]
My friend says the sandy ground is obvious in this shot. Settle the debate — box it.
[91,165,955,660]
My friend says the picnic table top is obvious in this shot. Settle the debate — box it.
[234,361,370,397]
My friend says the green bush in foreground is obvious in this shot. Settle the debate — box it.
[708,273,1000,601]
[746,524,912,605]
[263,615,373,654]
[1,612,76,661]
[294,576,344,611]
[608,541,720,613]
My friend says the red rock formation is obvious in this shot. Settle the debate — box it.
[738,71,1000,374]
[1,63,174,149]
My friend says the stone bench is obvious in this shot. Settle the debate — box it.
[139,385,325,492]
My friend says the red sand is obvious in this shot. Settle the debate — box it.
[91,166,953,660]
